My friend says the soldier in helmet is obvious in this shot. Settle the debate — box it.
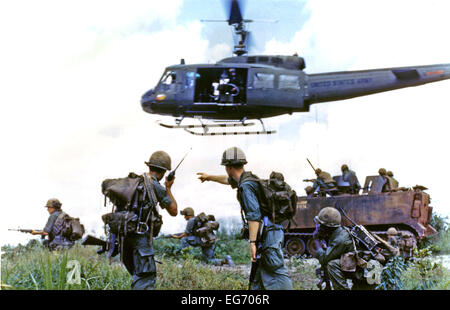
[170,207,235,267]
[313,207,380,290]
[305,186,315,198]
[312,168,338,196]
[386,227,399,248]
[341,164,361,195]
[378,168,391,192]
[386,171,399,190]
[197,147,293,290]
[31,198,74,251]
[120,150,178,290]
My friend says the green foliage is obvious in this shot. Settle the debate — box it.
[155,257,247,290]
[376,256,408,290]
[286,256,320,290]
[419,213,450,254]
[400,247,450,290]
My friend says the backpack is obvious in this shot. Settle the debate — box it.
[193,212,220,245]
[101,173,162,237]
[57,212,85,241]
[241,171,298,225]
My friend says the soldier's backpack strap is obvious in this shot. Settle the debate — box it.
[142,173,159,243]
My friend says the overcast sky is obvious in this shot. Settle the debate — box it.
[1,0,450,247]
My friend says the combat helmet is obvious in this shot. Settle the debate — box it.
[45,198,62,209]
[341,164,349,172]
[315,207,341,228]
[221,147,247,166]
[378,168,387,176]
[387,227,398,236]
[145,151,172,171]
[387,171,394,177]
[304,186,314,195]
[180,207,194,216]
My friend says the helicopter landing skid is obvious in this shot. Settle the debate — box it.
[184,119,276,136]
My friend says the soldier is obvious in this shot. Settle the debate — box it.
[313,207,379,290]
[121,150,178,290]
[341,164,361,194]
[378,168,391,192]
[400,232,417,260]
[313,168,338,196]
[386,171,399,190]
[31,198,74,251]
[171,207,234,267]
[305,186,315,198]
[386,227,399,248]
[197,147,293,290]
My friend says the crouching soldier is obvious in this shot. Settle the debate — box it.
[31,198,75,251]
[313,207,381,290]
[197,147,293,290]
[171,207,234,267]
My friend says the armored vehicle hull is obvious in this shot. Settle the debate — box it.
[283,189,437,256]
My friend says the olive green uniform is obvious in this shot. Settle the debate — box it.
[315,226,354,290]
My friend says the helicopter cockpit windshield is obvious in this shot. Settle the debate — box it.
[194,67,247,104]
[157,70,177,92]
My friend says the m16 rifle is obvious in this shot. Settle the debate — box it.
[154,233,182,240]
[8,228,36,234]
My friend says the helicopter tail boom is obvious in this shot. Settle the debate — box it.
[306,63,450,104]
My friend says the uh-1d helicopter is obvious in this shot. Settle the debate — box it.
[141,0,450,135]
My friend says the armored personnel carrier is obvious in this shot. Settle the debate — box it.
[283,175,437,256]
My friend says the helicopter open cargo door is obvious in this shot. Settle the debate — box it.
[248,68,303,108]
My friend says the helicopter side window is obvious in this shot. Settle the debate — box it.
[279,75,300,90]
[185,71,197,89]
[253,73,274,89]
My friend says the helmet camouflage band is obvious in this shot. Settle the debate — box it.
[221,147,247,166]
[378,168,387,175]
[341,164,348,172]
[145,151,172,171]
[387,227,398,236]
[45,198,62,209]
[180,207,194,216]
[315,207,341,228]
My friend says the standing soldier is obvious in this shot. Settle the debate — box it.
[197,147,293,290]
[31,198,74,251]
[171,207,235,267]
[386,227,400,249]
[120,151,178,290]
[378,168,391,192]
[341,164,361,194]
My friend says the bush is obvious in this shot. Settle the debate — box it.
[419,213,450,254]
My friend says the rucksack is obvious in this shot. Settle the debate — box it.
[57,213,85,241]
[241,171,298,225]
[193,212,220,245]
[101,173,162,237]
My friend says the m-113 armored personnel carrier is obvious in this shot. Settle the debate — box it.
[283,175,437,256]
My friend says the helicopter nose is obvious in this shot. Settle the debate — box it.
[141,88,155,112]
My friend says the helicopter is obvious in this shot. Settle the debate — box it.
[141,0,450,135]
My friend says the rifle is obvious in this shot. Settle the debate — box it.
[167,147,192,181]
[81,234,118,257]
[154,233,180,240]
[248,218,266,290]
[8,228,38,234]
